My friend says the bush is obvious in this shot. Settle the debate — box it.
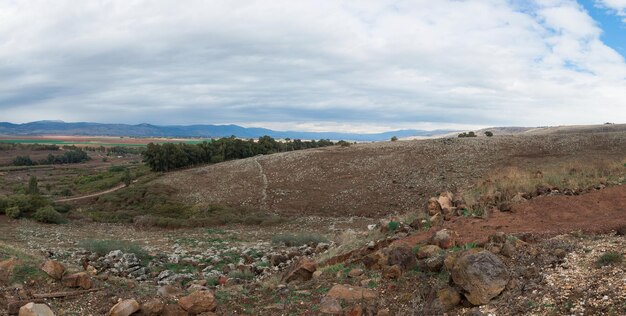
[33,206,65,224]
[53,204,71,213]
[6,206,21,219]
[227,270,255,280]
[484,131,494,137]
[271,233,328,247]
[108,165,127,172]
[596,251,623,267]
[390,136,398,141]
[388,221,400,232]
[0,197,8,214]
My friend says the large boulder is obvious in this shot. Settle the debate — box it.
[427,197,442,216]
[327,284,376,301]
[450,251,509,305]
[108,299,139,316]
[417,245,442,259]
[387,247,417,270]
[178,290,217,314]
[41,260,65,280]
[281,258,317,283]
[141,299,165,316]
[437,287,461,310]
[62,272,93,289]
[0,258,18,284]
[319,296,342,314]
[18,303,55,316]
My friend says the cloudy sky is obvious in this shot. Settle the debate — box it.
[1,0,625,133]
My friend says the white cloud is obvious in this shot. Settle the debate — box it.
[596,0,626,21]
[0,0,625,132]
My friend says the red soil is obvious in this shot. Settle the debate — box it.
[395,185,626,247]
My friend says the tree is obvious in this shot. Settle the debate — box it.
[122,169,132,186]
[484,131,494,137]
[28,176,39,195]
[390,136,398,141]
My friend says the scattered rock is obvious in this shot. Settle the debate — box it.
[141,299,165,316]
[18,302,55,316]
[348,268,364,278]
[0,258,17,284]
[383,264,402,279]
[281,258,317,283]
[417,245,442,259]
[319,296,342,314]
[430,229,458,249]
[428,197,442,216]
[327,284,377,301]
[345,304,365,316]
[437,287,461,310]
[161,304,188,316]
[108,299,140,316]
[158,285,182,298]
[387,246,417,270]
[62,272,93,289]
[451,250,509,305]
[41,260,65,280]
[178,290,217,314]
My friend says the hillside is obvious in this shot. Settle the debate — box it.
[161,131,626,217]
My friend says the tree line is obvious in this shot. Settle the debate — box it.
[143,136,338,172]
[12,149,91,166]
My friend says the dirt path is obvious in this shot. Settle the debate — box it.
[395,185,626,247]
[54,183,126,202]
[254,156,268,209]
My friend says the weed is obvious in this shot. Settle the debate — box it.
[11,263,44,283]
[388,221,400,232]
[79,239,151,262]
[228,270,255,280]
[596,251,623,267]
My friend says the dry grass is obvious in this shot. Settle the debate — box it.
[463,158,626,209]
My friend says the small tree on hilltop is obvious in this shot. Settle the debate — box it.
[390,136,398,142]
[484,131,494,137]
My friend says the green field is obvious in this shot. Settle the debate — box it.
[0,139,211,147]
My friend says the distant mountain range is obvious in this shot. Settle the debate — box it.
[0,121,455,142]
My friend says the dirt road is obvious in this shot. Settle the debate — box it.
[55,183,126,202]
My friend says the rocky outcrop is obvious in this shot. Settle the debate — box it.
[281,258,317,283]
[327,284,377,301]
[62,272,93,289]
[18,303,55,316]
[41,260,65,280]
[108,299,140,316]
[178,290,217,314]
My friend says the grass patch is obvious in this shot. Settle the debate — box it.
[271,233,328,247]
[596,251,623,267]
[227,270,255,280]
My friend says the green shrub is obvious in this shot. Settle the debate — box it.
[52,204,71,213]
[271,233,328,247]
[388,221,400,232]
[108,165,127,172]
[33,206,65,224]
[0,197,8,214]
[227,270,255,280]
[6,206,20,219]
[596,251,623,267]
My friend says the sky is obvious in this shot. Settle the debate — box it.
[1,0,625,133]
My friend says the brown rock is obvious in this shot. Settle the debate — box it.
[62,272,92,289]
[319,296,342,314]
[417,245,442,259]
[428,197,442,216]
[387,246,417,270]
[437,193,454,210]
[430,229,458,249]
[162,304,187,316]
[442,206,456,221]
[141,299,164,316]
[348,268,364,278]
[430,212,443,227]
[41,260,65,280]
[383,264,402,279]
[0,258,18,284]
[345,304,364,316]
[282,258,317,283]
[18,302,55,316]
[178,290,217,314]
[313,270,323,278]
[108,299,139,316]
[362,251,387,270]
[437,287,461,310]
[500,242,515,257]
[327,284,376,301]
[451,250,509,305]
[158,285,182,298]
[376,308,391,316]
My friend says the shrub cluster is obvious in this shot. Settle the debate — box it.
[12,149,90,166]
[271,233,328,247]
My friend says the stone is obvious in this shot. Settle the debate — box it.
[327,284,376,301]
[437,287,461,310]
[442,206,456,221]
[383,264,402,279]
[281,258,317,283]
[430,229,458,249]
[430,212,443,227]
[425,255,444,272]
[313,270,323,278]
[417,245,442,259]
[319,296,342,314]
[437,193,454,211]
[345,305,364,316]
[178,290,217,314]
[41,260,65,280]
[108,299,140,316]
[348,268,364,278]
[270,254,288,267]
[141,299,165,316]
[500,242,515,257]
[428,197,442,216]
[488,232,507,244]
[188,284,209,293]
[387,247,417,270]
[18,303,55,316]
[376,308,391,316]
[0,258,18,284]
[62,272,93,289]
[362,251,387,270]
[162,304,187,316]
[451,250,509,305]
